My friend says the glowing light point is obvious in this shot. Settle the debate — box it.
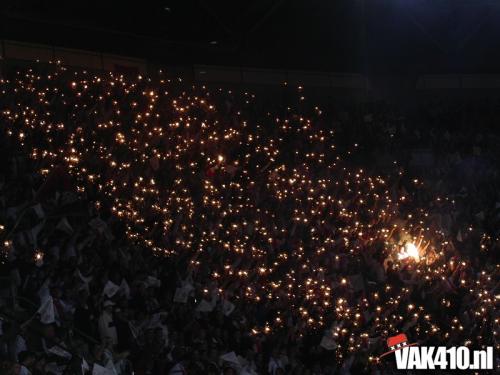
[398,242,420,262]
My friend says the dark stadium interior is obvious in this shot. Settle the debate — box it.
[0,1,499,375]
[3,1,500,73]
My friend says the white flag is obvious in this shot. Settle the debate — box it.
[173,287,190,303]
[77,269,93,284]
[102,281,120,298]
[82,358,90,372]
[320,331,338,350]
[48,345,72,360]
[37,295,55,324]
[105,360,118,375]
[146,276,161,288]
[92,363,114,375]
[32,203,45,218]
[119,278,130,299]
[196,299,215,313]
[220,351,241,368]
[221,299,235,316]
[30,222,45,248]
[56,217,73,234]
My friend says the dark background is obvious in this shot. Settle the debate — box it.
[2,0,500,74]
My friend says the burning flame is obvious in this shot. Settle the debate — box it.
[398,243,420,262]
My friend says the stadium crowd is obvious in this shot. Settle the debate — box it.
[0,63,498,374]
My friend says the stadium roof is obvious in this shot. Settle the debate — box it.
[2,0,500,74]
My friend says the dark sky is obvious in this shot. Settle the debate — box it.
[2,0,500,74]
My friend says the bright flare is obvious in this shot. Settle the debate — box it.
[398,242,420,262]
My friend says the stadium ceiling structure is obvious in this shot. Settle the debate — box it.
[1,0,500,73]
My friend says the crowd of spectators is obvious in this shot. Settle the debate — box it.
[0,63,498,374]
